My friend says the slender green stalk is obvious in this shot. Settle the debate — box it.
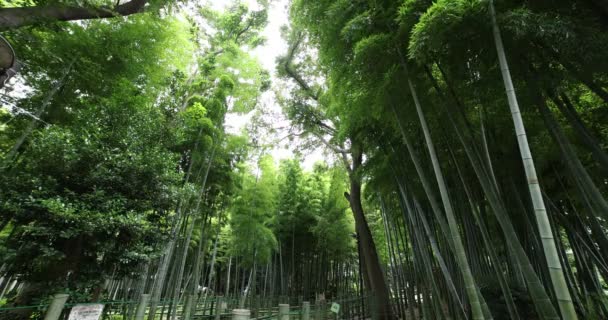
[398,68,486,319]
[489,1,578,318]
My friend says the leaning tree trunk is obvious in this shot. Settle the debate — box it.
[489,1,578,318]
[346,146,393,320]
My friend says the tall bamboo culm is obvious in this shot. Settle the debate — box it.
[489,1,578,318]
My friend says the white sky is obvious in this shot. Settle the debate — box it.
[211,0,326,170]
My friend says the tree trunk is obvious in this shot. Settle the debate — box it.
[489,1,578,318]
[225,256,232,296]
[345,146,393,320]
[403,69,487,320]
[436,64,561,319]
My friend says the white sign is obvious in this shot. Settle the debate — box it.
[330,302,340,314]
[68,304,104,320]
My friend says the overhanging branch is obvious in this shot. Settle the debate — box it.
[0,0,151,30]
[282,31,319,101]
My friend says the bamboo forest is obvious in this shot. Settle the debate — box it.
[0,0,607,319]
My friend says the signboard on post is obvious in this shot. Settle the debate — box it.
[68,304,104,320]
[330,302,340,314]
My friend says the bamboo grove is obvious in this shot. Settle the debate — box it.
[277,0,608,319]
[0,0,607,319]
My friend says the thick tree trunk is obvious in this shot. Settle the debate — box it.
[345,147,393,320]
[0,0,149,30]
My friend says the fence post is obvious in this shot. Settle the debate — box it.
[135,294,151,320]
[232,308,250,320]
[43,293,69,320]
[302,301,310,320]
[279,303,289,320]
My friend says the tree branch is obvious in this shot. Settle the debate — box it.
[0,0,151,30]
[280,31,342,138]
[282,31,319,101]
[311,131,352,174]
